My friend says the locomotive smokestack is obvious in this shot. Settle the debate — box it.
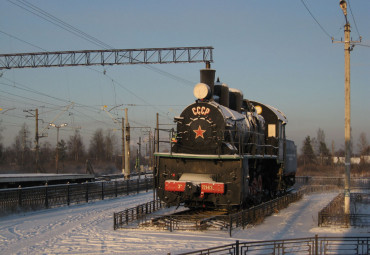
[200,62,215,98]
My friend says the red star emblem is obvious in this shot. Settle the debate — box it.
[193,125,206,139]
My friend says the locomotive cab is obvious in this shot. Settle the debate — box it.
[250,101,288,161]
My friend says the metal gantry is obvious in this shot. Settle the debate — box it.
[0,46,213,70]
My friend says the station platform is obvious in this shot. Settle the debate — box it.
[0,173,95,189]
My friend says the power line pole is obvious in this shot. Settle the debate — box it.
[137,136,141,177]
[149,130,153,171]
[49,123,68,174]
[35,108,40,172]
[334,0,361,214]
[24,108,44,173]
[121,117,125,175]
[156,113,159,153]
[124,108,130,180]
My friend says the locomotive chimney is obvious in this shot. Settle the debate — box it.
[200,62,215,98]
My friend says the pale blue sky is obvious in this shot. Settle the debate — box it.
[1,0,370,153]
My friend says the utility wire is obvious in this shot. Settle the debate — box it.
[357,44,370,48]
[0,30,46,52]
[7,0,197,87]
[347,0,361,39]
[5,0,193,121]
[4,0,189,130]
[300,0,333,39]
[6,0,111,50]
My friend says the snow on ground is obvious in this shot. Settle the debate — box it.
[0,191,369,255]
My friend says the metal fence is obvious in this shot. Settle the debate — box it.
[178,235,370,255]
[113,199,164,230]
[113,185,340,235]
[295,176,370,190]
[218,185,338,237]
[0,177,153,215]
[318,193,370,227]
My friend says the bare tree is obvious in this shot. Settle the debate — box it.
[104,130,117,161]
[67,130,85,161]
[13,123,32,167]
[89,128,105,162]
[39,141,53,167]
[57,139,67,171]
[316,128,330,165]
[358,132,369,156]
[300,136,316,165]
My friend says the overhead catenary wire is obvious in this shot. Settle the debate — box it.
[6,0,112,50]
[3,0,189,122]
[0,30,46,52]
[6,0,197,88]
[1,0,201,147]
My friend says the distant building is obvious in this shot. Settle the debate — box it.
[333,156,370,164]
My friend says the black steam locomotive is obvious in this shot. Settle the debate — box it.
[154,65,296,209]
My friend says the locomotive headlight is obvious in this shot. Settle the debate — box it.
[193,83,211,100]
[255,105,263,115]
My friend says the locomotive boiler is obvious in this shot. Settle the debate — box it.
[154,65,296,209]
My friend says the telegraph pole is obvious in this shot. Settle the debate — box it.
[149,131,152,171]
[124,108,130,179]
[121,117,125,175]
[35,108,40,172]
[49,123,68,174]
[156,113,159,153]
[334,0,361,214]
[24,108,43,173]
[137,137,141,177]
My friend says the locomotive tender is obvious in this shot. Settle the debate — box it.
[155,65,297,209]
